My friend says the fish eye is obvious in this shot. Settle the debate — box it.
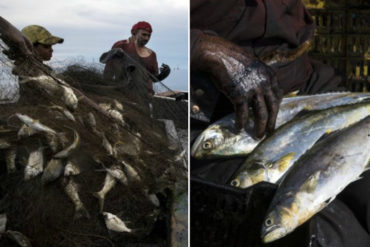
[202,141,213,150]
[265,217,274,227]
[230,179,240,187]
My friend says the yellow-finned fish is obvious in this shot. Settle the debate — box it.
[191,92,370,159]
[261,116,370,243]
[230,102,370,189]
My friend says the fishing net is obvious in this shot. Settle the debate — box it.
[0,17,187,247]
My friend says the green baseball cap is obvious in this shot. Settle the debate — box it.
[21,25,64,45]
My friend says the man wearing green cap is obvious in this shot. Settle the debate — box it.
[21,25,63,62]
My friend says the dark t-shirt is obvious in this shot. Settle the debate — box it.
[111,39,158,91]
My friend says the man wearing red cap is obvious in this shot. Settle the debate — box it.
[104,21,170,95]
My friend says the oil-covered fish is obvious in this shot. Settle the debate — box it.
[102,212,132,233]
[54,128,79,158]
[15,113,57,135]
[64,160,81,176]
[93,173,117,212]
[49,105,76,122]
[24,147,44,180]
[61,85,78,111]
[63,177,90,219]
[191,92,370,159]
[261,116,370,243]
[122,161,141,182]
[41,159,64,184]
[104,165,128,185]
[230,102,370,189]
[17,124,38,139]
[6,230,32,247]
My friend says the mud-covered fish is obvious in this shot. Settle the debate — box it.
[15,113,57,135]
[261,116,370,243]
[17,124,38,139]
[104,165,128,185]
[192,92,370,159]
[93,173,117,212]
[63,177,90,219]
[6,230,32,247]
[230,102,370,189]
[24,147,44,180]
[54,128,79,158]
[64,160,81,176]
[49,105,76,122]
[122,161,141,182]
[41,159,64,184]
[102,212,132,233]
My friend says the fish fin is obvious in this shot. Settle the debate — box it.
[301,171,320,193]
[275,152,295,172]
[74,206,90,220]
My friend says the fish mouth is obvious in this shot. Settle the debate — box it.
[261,224,287,243]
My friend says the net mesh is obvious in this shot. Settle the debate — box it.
[0,17,187,247]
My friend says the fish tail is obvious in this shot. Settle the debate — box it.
[92,192,105,212]
[74,205,90,220]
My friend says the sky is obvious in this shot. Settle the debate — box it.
[0,0,189,91]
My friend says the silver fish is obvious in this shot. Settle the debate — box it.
[64,160,81,176]
[93,173,117,212]
[49,105,76,122]
[41,159,64,184]
[102,133,114,156]
[122,161,141,182]
[24,147,44,180]
[54,129,79,158]
[105,165,128,185]
[17,124,38,139]
[61,85,78,111]
[5,148,17,173]
[63,177,90,219]
[86,112,97,128]
[102,212,132,233]
[6,230,32,247]
[261,116,370,243]
[113,99,124,111]
[230,102,370,189]
[0,214,6,233]
[191,92,370,159]
[15,113,57,135]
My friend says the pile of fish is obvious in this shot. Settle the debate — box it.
[0,17,187,247]
[191,92,370,242]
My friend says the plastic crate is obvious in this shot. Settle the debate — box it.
[190,178,311,247]
[305,1,370,92]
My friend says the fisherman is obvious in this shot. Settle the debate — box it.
[21,25,63,62]
[190,0,370,246]
[103,21,171,96]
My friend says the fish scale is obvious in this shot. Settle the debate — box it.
[191,92,370,159]
[230,102,370,189]
[261,116,370,243]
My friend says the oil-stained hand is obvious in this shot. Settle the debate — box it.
[0,17,34,59]
[191,32,282,138]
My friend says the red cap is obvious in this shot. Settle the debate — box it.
[131,21,152,34]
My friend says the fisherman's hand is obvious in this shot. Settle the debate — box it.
[191,32,282,137]
[0,17,33,59]
[157,63,171,81]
